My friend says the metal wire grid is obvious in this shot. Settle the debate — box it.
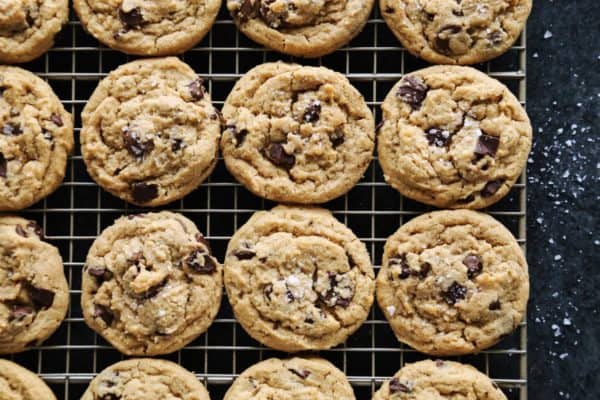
[5,5,528,400]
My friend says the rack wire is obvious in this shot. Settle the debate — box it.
[7,5,528,400]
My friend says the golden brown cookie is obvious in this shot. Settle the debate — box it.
[0,359,57,399]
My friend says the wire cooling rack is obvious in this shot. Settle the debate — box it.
[5,4,528,400]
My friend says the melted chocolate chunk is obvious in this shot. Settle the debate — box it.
[236,0,259,22]
[389,254,411,279]
[141,279,167,299]
[233,247,256,260]
[94,304,114,326]
[99,395,120,400]
[171,138,184,152]
[227,124,249,147]
[188,78,205,101]
[0,153,6,178]
[26,284,55,309]
[186,250,217,274]
[426,128,451,147]
[418,262,431,279]
[259,0,286,28]
[442,281,467,305]
[123,128,153,158]
[87,266,113,283]
[481,180,503,197]
[263,283,273,301]
[384,6,394,13]
[51,113,63,127]
[463,254,483,278]
[10,305,34,320]
[488,30,504,45]
[119,7,144,29]
[317,272,354,308]
[434,24,463,55]
[131,182,158,203]
[397,76,428,109]
[27,221,43,238]
[289,368,311,379]
[302,100,321,123]
[196,233,211,252]
[266,142,295,169]
[15,225,28,237]
[2,123,22,136]
[475,134,500,157]
[330,130,344,148]
[489,300,501,310]
[389,377,411,393]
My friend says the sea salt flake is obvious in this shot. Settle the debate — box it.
[544,30,553,39]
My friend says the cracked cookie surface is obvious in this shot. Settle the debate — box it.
[373,359,506,400]
[0,359,57,399]
[0,66,74,211]
[221,62,375,204]
[224,357,355,399]
[378,65,531,209]
[228,0,373,57]
[0,0,68,63]
[81,358,211,400]
[81,57,221,207]
[224,205,375,352]
[81,211,222,356]
[376,210,528,356]
[0,216,69,354]
[73,0,221,55]
[380,0,531,65]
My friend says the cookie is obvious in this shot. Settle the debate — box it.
[0,216,69,354]
[376,210,528,356]
[373,359,506,399]
[224,205,375,352]
[81,358,210,400]
[224,357,355,399]
[0,359,57,399]
[380,0,531,65]
[221,62,375,204]
[80,57,221,207]
[73,0,221,56]
[0,66,74,211]
[378,66,531,209]
[0,0,69,64]
[228,0,374,57]
[81,212,222,356]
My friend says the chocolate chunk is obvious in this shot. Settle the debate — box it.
[171,138,184,152]
[99,395,120,400]
[263,283,273,301]
[389,377,411,393]
[463,254,483,278]
[127,213,145,220]
[211,108,223,123]
[94,304,114,326]
[259,0,286,28]
[302,100,321,123]
[384,6,394,13]
[426,128,451,147]
[2,123,22,136]
[418,262,431,279]
[475,134,500,157]
[317,272,354,308]
[389,254,411,279]
[131,182,158,203]
[0,153,6,178]
[442,281,467,305]
[266,142,295,169]
[237,0,259,22]
[196,233,211,252]
[481,180,503,197]
[434,25,463,55]
[0,86,5,96]
[119,7,144,29]
[87,266,113,282]
[489,30,504,45]
[226,124,249,147]
[397,76,428,109]
[123,128,153,158]
[289,369,311,379]
[15,225,28,237]
[26,284,55,309]
[141,280,167,299]
[186,250,217,274]
[188,78,205,101]
[330,130,344,148]
[10,305,34,320]
[458,194,475,204]
[489,300,501,310]
[27,221,43,238]
[233,247,256,260]
[51,113,63,127]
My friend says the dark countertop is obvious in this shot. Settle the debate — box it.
[526,1,599,398]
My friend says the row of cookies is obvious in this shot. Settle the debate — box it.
[1,0,531,63]
[1,357,509,399]
[0,206,527,357]
[1,58,531,211]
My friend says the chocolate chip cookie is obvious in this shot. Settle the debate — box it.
[224,205,375,352]
[221,62,375,204]
[73,0,221,56]
[0,0,69,64]
[81,212,222,356]
[376,210,528,356]
[378,66,531,209]
[81,358,211,400]
[224,357,355,399]
[228,0,374,57]
[80,57,221,207]
[0,216,69,354]
[0,66,74,211]
[0,359,57,399]
[380,0,531,65]
[373,359,506,399]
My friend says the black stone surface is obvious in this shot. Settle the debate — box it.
[527,1,599,398]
